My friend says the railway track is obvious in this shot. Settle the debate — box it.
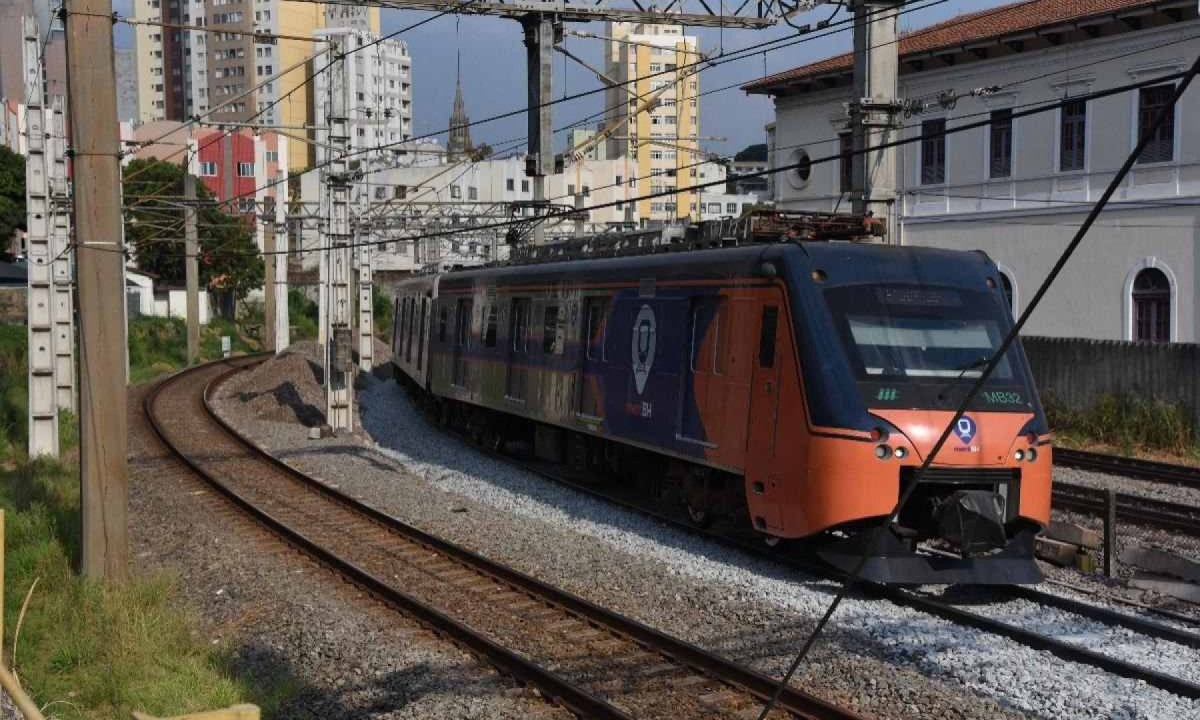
[1055,448,1200,491]
[146,357,865,720]
[399,389,1200,701]
[1052,482,1200,538]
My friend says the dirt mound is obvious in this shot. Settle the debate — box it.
[228,345,326,427]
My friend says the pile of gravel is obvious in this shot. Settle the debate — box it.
[222,344,326,426]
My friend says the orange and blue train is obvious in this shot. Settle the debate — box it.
[390,219,1052,584]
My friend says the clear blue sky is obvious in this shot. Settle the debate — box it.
[114,0,1011,156]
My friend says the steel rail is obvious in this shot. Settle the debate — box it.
[403,386,1200,700]
[1053,483,1200,538]
[145,358,631,720]
[150,357,867,720]
[1055,448,1200,491]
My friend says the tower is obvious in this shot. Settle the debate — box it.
[447,63,473,162]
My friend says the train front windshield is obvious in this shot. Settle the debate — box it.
[824,284,1037,412]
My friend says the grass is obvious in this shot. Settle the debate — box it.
[1045,392,1200,464]
[0,320,301,718]
[128,316,259,385]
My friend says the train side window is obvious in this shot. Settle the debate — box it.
[543,304,562,355]
[509,298,529,353]
[405,298,415,363]
[455,299,472,348]
[483,305,498,348]
[438,305,449,343]
[712,299,728,374]
[758,306,779,369]
[584,299,608,361]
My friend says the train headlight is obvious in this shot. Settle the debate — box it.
[1026,447,1038,462]
[893,446,908,459]
[874,444,892,460]
[1014,449,1025,462]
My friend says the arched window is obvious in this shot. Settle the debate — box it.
[1132,268,1170,343]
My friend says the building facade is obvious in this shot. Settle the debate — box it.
[604,21,701,224]
[312,26,413,169]
[745,0,1200,343]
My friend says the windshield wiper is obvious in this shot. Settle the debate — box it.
[935,356,990,402]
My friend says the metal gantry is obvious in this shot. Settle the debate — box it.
[48,96,76,415]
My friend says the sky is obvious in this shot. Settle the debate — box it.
[113,0,1012,157]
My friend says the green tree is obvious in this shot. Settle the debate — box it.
[734,143,768,162]
[0,146,25,247]
[123,158,264,299]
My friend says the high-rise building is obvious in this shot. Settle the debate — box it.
[1,0,67,107]
[133,1,367,170]
[604,21,700,224]
[312,26,412,168]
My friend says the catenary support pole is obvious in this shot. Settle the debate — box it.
[184,143,200,366]
[357,169,373,371]
[323,39,354,431]
[849,0,902,242]
[23,17,58,458]
[262,215,276,352]
[65,0,129,581]
[273,145,290,352]
[523,15,559,246]
[48,97,76,414]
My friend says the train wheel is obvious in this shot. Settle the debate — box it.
[684,502,712,528]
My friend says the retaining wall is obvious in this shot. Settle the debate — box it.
[1022,336,1200,429]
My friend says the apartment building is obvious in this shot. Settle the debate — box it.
[744,0,1200,343]
[604,21,701,225]
[312,26,413,169]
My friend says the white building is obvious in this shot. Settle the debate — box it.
[298,155,640,272]
[745,0,1199,343]
[312,26,414,170]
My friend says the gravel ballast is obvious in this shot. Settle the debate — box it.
[213,354,1200,720]
[129,379,567,720]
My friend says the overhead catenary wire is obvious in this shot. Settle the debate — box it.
[93,68,1189,261]
[751,50,1200,720]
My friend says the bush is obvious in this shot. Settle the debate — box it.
[1046,392,1194,455]
[288,289,318,341]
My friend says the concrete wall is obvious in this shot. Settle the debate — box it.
[1024,336,1200,430]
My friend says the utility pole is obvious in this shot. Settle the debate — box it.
[272,140,290,353]
[48,97,76,414]
[849,0,902,242]
[323,39,354,431]
[262,213,276,352]
[184,138,200,366]
[65,0,129,581]
[23,17,58,458]
[523,15,560,246]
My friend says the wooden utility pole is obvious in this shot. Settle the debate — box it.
[64,0,129,581]
[184,161,200,366]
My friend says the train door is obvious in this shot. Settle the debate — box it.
[746,295,784,530]
[577,296,608,418]
[452,298,472,386]
[506,297,530,400]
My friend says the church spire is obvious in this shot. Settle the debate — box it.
[447,23,473,162]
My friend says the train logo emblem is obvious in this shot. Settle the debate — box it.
[632,304,657,395]
[955,416,978,445]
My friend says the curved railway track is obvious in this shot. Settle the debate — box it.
[146,357,865,720]
[1055,448,1200,491]
[395,384,1200,701]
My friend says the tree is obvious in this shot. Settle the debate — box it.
[734,143,768,162]
[0,146,25,248]
[123,158,264,299]
[469,143,494,162]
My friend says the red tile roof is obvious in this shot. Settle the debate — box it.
[743,0,1163,93]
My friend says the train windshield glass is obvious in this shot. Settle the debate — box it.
[825,284,1034,411]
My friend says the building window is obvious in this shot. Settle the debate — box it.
[920,119,946,185]
[198,161,217,176]
[725,202,737,214]
[468,186,478,200]
[989,109,1012,179]
[450,185,461,199]
[506,178,514,191]
[1059,100,1086,172]
[1132,268,1170,343]
[521,179,529,193]
[237,162,254,177]
[838,132,852,193]
[1137,84,1175,164]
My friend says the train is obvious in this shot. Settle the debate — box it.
[388,210,1052,585]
